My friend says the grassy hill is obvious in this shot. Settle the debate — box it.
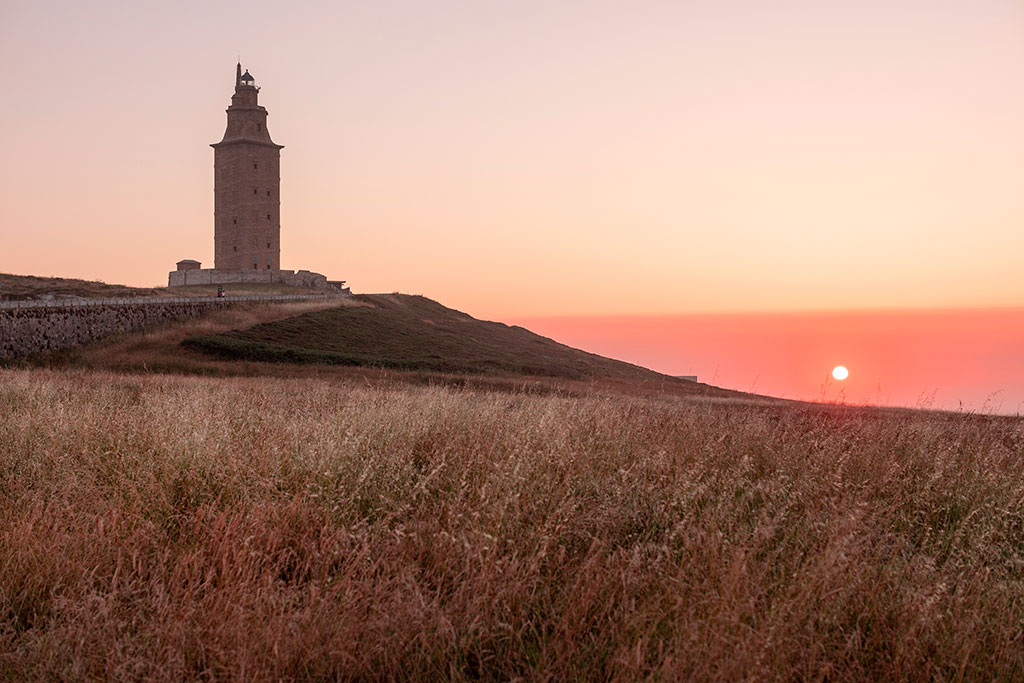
[183,294,678,381]
[9,281,753,400]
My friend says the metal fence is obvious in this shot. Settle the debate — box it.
[0,293,344,310]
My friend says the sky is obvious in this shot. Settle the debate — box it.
[2,1,1023,411]
[511,309,1024,414]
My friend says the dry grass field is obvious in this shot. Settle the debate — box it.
[2,368,1023,680]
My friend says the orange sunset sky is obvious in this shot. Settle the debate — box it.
[2,1,1023,411]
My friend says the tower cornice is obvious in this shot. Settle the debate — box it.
[210,139,284,150]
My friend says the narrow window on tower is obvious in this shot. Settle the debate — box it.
[253,188,257,195]
[257,124,262,131]
[266,191,271,197]
[253,163,258,169]
[266,264,271,269]
[253,264,257,270]
[266,214,271,220]
[233,246,237,252]
[267,242,271,248]
[232,218,237,225]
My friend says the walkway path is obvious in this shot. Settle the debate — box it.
[0,292,346,310]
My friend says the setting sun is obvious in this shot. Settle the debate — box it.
[832,366,849,381]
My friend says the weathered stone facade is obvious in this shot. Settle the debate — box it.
[212,64,283,271]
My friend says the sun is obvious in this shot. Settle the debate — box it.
[832,365,849,381]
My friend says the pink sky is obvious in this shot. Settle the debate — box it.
[2,1,1023,410]
[512,308,1024,414]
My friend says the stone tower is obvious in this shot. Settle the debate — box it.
[211,63,284,271]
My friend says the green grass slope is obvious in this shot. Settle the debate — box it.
[183,294,674,381]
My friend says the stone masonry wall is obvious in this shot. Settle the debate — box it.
[0,293,337,361]
[214,143,281,271]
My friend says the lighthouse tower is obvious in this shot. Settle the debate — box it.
[211,63,284,271]
[168,63,346,292]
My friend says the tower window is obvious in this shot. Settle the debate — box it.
[266,214,271,220]
[266,264,271,269]
[232,218,237,225]
[233,246,237,252]
[267,242,271,248]
[266,191,271,197]
[253,163,258,169]
[253,188,257,195]
[257,124,261,131]
[253,263,257,270]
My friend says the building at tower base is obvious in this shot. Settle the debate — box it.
[168,264,347,292]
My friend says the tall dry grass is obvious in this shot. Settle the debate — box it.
[1,368,1023,680]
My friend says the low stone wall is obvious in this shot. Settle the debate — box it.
[0,293,338,360]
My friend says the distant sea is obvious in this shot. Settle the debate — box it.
[510,309,1024,415]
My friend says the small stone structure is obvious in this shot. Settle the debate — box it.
[176,259,202,271]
